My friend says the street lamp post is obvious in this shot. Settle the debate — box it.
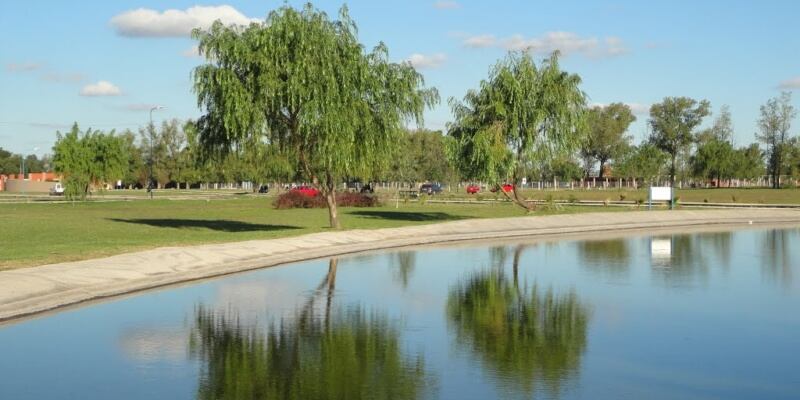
[148,106,164,199]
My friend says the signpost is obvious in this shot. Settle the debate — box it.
[649,186,674,210]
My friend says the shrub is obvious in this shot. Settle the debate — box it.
[703,198,709,203]
[731,195,738,203]
[568,194,578,204]
[274,191,380,209]
[619,194,626,201]
[336,192,381,207]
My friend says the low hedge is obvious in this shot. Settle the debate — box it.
[274,191,381,209]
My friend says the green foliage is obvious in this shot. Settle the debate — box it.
[756,91,797,188]
[615,143,668,182]
[386,129,459,183]
[191,304,429,400]
[581,103,635,177]
[447,51,585,210]
[648,97,711,185]
[447,269,589,395]
[692,139,737,181]
[192,3,438,227]
[52,123,129,199]
[0,148,48,176]
[696,104,734,144]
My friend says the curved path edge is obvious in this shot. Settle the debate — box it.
[2,209,799,322]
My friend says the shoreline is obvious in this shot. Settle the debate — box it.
[2,209,799,323]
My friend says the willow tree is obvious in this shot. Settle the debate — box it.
[447,51,586,211]
[192,4,438,228]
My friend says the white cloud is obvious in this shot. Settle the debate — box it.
[6,62,41,72]
[407,53,447,69]
[110,5,258,38]
[462,31,628,58]
[434,1,460,10]
[463,34,496,48]
[80,81,122,97]
[777,77,800,90]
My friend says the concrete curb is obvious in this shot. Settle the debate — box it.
[2,209,799,322]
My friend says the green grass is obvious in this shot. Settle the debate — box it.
[0,197,611,269]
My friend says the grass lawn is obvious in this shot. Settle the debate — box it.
[0,197,612,269]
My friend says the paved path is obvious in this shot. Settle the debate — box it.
[2,209,799,322]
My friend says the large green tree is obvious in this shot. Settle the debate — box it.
[691,139,738,183]
[648,97,711,187]
[52,123,129,199]
[447,51,586,211]
[581,103,635,178]
[192,4,438,228]
[615,143,668,185]
[756,92,797,188]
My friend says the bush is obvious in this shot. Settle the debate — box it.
[274,191,326,209]
[273,191,380,209]
[336,192,381,207]
[568,194,578,204]
[619,194,627,201]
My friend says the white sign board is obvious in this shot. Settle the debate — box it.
[649,186,672,201]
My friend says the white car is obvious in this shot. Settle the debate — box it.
[50,183,65,196]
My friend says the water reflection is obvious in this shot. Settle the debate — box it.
[760,229,796,287]
[577,239,631,278]
[650,234,711,287]
[190,258,431,400]
[390,251,417,289]
[446,267,590,396]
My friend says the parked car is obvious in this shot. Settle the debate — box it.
[49,183,65,196]
[490,183,514,193]
[466,184,480,194]
[258,185,269,194]
[419,183,443,195]
[292,185,320,197]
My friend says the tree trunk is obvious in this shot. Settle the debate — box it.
[598,159,606,178]
[670,154,677,188]
[324,174,341,229]
[500,183,534,212]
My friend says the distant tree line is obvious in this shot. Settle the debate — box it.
[0,148,50,175]
[41,2,800,226]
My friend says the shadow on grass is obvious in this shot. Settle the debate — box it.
[348,210,465,222]
[109,218,300,233]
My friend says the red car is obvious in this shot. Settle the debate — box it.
[490,184,514,193]
[466,184,480,194]
[292,185,320,197]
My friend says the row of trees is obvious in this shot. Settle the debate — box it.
[0,148,49,175]
[47,3,799,227]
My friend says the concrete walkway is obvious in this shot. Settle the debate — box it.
[2,209,799,322]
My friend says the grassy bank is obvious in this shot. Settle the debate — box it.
[0,197,610,269]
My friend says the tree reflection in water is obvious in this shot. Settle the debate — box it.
[190,258,430,400]
[447,248,590,396]
[577,239,631,278]
[760,228,796,287]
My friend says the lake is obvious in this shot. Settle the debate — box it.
[1,227,798,399]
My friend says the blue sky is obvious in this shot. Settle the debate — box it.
[1,0,799,156]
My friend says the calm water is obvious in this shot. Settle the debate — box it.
[1,227,799,399]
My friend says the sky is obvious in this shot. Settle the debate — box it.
[1,0,799,156]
